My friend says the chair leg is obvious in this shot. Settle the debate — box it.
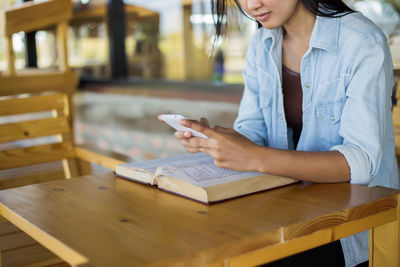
[62,159,80,178]
[369,194,400,266]
[5,36,16,76]
[76,158,92,176]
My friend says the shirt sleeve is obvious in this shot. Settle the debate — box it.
[331,31,394,185]
[234,32,269,146]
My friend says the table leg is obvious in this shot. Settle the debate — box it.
[369,194,400,267]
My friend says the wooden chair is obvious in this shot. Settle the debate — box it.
[0,1,130,266]
[0,0,129,188]
[0,92,129,189]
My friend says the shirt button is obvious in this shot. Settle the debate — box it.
[304,123,308,128]
[304,84,310,88]
[279,114,284,120]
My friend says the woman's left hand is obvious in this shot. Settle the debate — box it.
[180,119,262,172]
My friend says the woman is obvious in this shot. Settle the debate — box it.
[174,0,399,266]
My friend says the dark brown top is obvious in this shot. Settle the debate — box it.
[282,65,303,148]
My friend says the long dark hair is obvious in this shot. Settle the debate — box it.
[211,0,354,37]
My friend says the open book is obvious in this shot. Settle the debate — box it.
[115,153,297,204]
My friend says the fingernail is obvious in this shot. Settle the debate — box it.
[184,131,191,138]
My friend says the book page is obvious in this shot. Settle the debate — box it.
[155,153,262,188]
[117,153,210,173]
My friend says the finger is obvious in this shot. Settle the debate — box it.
[199,117,210,128]
[180,119,215,137]
[183,131,192,138]
[157,114,163,122]
[174,131,185,139]
[180,137,207,149]
[186,147,202,154]
[180,139,190,146]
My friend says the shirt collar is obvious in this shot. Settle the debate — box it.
[310,15,340,54]
[260,15,340,55]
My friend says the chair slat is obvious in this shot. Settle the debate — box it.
[0,117,70,143]
[0,142,75,170]
[0,94,65,116]
[0,169,65,190]
[0,231,37,251]
[0,71,77,97]
[2,243,63,267]
[0,220,19,236]
[0,0,72,37]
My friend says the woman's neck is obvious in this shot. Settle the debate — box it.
[283,3,316,45]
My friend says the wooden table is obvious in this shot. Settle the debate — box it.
[0,172,399,266]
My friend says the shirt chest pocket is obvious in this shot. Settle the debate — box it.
[316,98,347,124]
[314,75,349,124]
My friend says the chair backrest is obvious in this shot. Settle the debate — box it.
[0,0,72,76]
[0,0,81,189]
[0,93,77,189]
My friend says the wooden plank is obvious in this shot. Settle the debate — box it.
[0,117,70,143]
[5,36,15,76]
[0,142,75,170]
[56,21,69,72]
[395,135,400,155]
[0,161,63,180]
[0,94,65,116]
[371,221,399,266]
[74,146,127,170]
[2,243,63,267]
[77,144,132,163]
[393,106,400,127]
[0,221,19,236]
[75,158,92,177]
[62,159,79,179]
[20,257,68,267]
[0,71,77,97]
[212,209,397,267]
[397,81,400,99]
[0,231,37,251]
[0,169,65,190]
[370,193,400,267]
[0,205,88,266]
[0,161,65,189]
[0,0,72,37]
[0,178,398,267]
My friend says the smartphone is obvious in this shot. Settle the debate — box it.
[159,114,209,139]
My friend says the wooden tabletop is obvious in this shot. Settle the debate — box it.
[0,172,399,267]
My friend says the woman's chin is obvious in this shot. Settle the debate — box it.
[259,21,282,30]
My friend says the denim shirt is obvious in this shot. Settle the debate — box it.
[233,12,399,267]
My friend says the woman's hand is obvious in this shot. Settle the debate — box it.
[172,118,350,182]
[174,117,210,154]
[176,118,263,172]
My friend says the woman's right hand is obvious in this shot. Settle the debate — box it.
[174,117,209,153]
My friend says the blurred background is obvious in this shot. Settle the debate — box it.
[0,0,399,161]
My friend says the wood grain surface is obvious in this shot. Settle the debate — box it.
[0,173,398,266]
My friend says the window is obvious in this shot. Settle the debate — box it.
[70,0,258,83]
